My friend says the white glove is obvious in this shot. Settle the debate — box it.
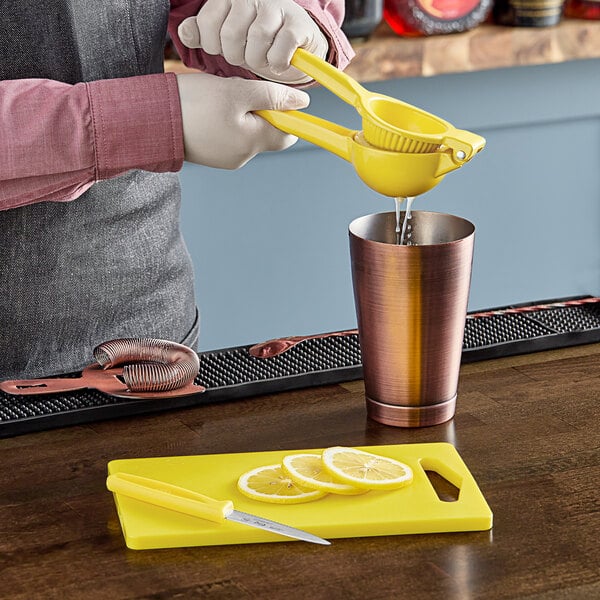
[175,72,310,169]
[178,0,329,85]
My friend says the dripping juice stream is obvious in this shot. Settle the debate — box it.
[395,196,415,245]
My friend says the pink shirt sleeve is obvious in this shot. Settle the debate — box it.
[0,73,184,211]
[1,1,353,212]
[168,0,355,78]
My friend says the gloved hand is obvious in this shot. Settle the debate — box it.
[177,0,329,85]
[176,72,310,169]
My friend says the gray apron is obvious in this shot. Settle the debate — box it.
[0,0,198,379]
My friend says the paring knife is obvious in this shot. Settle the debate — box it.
[106,472,330,546]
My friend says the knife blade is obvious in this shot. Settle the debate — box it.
[106,472,330,546]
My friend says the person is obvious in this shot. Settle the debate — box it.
[0,1,353,380]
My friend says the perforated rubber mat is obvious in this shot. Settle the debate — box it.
[1,296,599,437]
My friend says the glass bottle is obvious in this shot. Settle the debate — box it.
[492,0,566,26]
[564,0,600,19]
[384,0,493,36]
[342,0,384,39]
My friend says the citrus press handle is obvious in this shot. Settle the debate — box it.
[291,47,365,107]
[106,472,234,523]
[256,109,354,162]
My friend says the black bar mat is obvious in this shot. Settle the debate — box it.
[1,295,599,438]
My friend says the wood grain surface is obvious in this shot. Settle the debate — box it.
[345,20,600,81]
[1,343,599,599]
[165,21,600,81]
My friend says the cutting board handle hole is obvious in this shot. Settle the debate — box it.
[424,470,460,502]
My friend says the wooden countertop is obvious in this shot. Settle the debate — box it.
[165,20,600,82]
[2,342,599,599]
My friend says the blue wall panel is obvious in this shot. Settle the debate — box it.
[180,59,600,351]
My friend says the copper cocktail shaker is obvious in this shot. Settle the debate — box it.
[349,211,475,427]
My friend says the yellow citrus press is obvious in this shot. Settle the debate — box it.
[258,48,485,198]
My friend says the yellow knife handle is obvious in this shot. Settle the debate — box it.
[106,473,234,523]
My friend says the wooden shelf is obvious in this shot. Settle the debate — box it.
[165,19,600,82]
[346,19,600,81]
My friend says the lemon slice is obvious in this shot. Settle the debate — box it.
[237,464,327,504]
[321,446,413,490]
[282,453,366,495]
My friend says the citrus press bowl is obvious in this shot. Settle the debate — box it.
[258,48,485,198]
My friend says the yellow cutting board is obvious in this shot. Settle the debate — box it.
[107,443,492,549]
